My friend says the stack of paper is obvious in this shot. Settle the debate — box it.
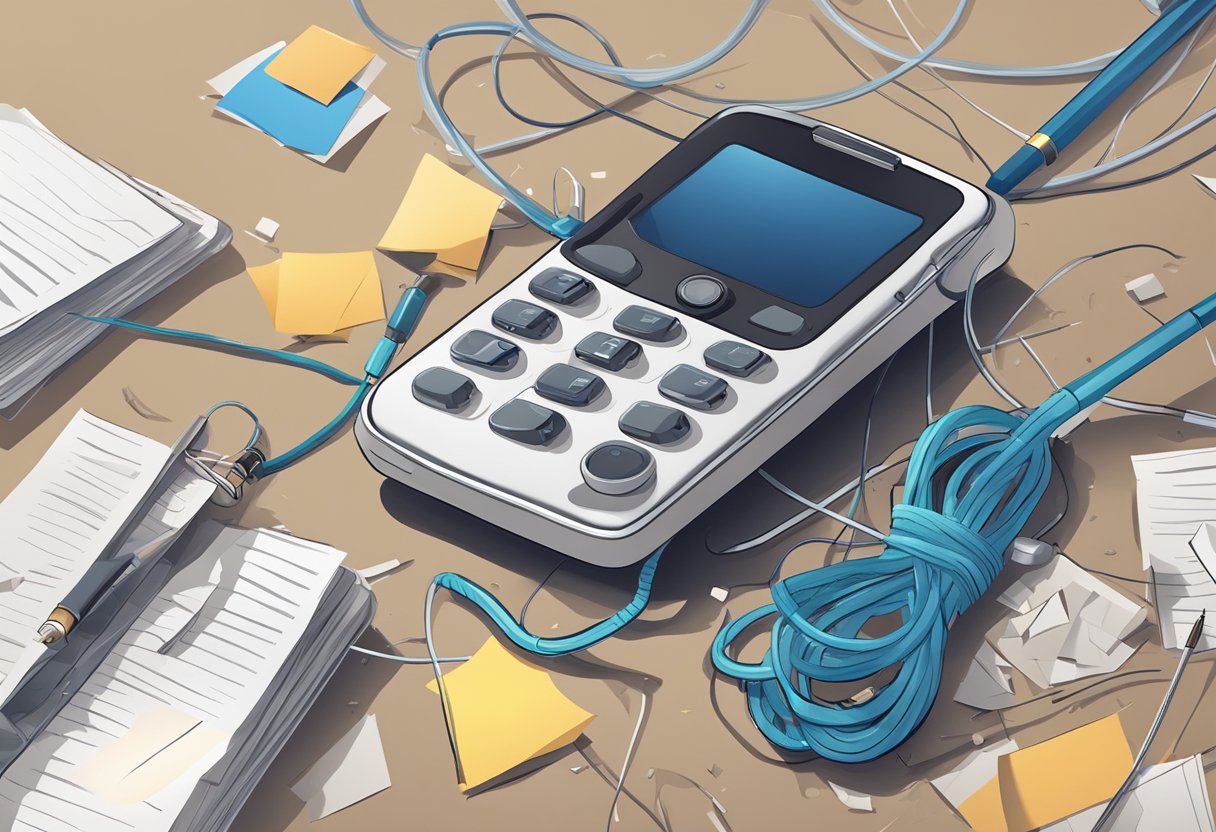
[0,410,214,705]
[987,554,1145,689]
[930,714,1133,832]
[0,107,229,417]
[1132,446,1216,650]
[0,522,375,832]
[209,26,390,164]
[247,251,384,336]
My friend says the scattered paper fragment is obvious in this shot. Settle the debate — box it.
[930,737,1019,816]
[570,765,585,774]
[291,714,391,820]
[590,171,607,179]
[253,216,280,241]
[1189,522,1216,584]
[266,25,375,105]
[708,763,723,778]
[1125,273,1164,302]
[954,642,1015,710]
[709,587,729,603]
[249,251,384,336]
[122,386,171,422]
[828,781,874,812]
[1195,174,1216,197]
[425,638,595,791]
[707,811,729,832]
[356,559,405,581]
[378,154,503,271]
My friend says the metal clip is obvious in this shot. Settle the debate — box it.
[186,402,265,507]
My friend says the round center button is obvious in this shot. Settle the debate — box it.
[581,441,656,496]
[676,275,726,309]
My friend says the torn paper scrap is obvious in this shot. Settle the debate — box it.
[1125,273,1164,303]
[1189,522,1216,584]
[1040,754,1215,832]
[954,642,1015,710]
[1132,446,1216,649]
[1195,174,1216,197]
[265,25,375,105]
[356,559,407,581]
[991,553,1144,689]
[709,587,729,602]
[75,707,227,804]
[590,171,607,179]
[425,637,594,791]
[828,781,873,812]
[929,737,1019,816]
[253,216,280,242]
[378,153,504,272]
[291,714,391,821]
[248,251,384,336]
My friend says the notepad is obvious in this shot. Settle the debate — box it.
[266,26,376,105]
[426,637,595,791]
[0,523,347,832]
[378,154,504,271]
[248,251,384,336]
[0,410,214,706]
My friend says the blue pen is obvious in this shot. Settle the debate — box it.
[988,0,1216,195]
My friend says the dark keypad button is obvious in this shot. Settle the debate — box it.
[613,305,680,342]
[450,330,519,372]
[492,299,557,340]
[535,364,605,407]
[658,364,729,411]
[581,441,655,495]
[529,268,594,305]
[412,367,477,411]
[703,340,769,378]
[619,402,690,445]
[749,304,805,336]
[489,399,567,446]
[574,332,641,372]
[570,244,641,285]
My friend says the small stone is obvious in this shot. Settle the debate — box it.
[972,732,984,746]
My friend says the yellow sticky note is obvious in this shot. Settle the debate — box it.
[426,637,595,791]
[958,714,1133,832]
[75,707,227,804]
[265,25,375,105]
[378,154,503,272]
[249,252,384,336]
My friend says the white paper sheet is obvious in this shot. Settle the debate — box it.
[1132,446,1216,650]
[827,781,873,812]
[991,554,1145,689]
[1041,754,1215,832]
[0,410,212,705]
[954,641,1016,710]
[0,108,180,334]
[929,737,1019,812]
[0,524,345,832]
[291,714,391,820]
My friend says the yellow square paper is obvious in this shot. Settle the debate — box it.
[248,252,384,336]
[378,154,503,272]
[426,637,595,791]
[265,25,375,105]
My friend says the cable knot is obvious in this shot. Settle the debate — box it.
[885,503,1003,610]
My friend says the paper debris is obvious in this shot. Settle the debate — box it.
[954,642,1015,710]
[378,154,503,272]
[570,765,585,773]
[930,738,1019,818]
[708,763,723,778]
[1190,523,1216,583]
[1132,447,1216,649]
[1041,753,1215,832]
[425,637,595,791]
[1195,174,1216,197]
[1125,273,1164,302]
[707,811,729,832]
[252,216,280,241]
[990,554,1144,689]
[122,386,171,422]
[356,559,406,581]
[709,587,729,603]
[266,25,375,105]
[291,714,391,820]
[248,251,384,336]
[828,781,874,812]
[590,171,607,179]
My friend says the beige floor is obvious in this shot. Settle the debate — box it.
[2,1,1216,830]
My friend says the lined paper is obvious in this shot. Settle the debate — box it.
[0,524,345,831]
[1132,447,1216,650]
[0,410,213,705]
[0,107,179,334]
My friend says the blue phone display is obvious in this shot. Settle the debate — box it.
[632,144,924,308]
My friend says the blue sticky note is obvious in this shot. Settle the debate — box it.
[217,51,364,156]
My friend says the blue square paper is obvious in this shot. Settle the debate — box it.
[217,51,364,156]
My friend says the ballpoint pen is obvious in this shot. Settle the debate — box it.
[1090,610,1207,832]
[987,0,1216,195]
[36,415,212,645]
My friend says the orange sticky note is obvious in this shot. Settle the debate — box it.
[957,714,1133,832]
[265,25,375,105]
